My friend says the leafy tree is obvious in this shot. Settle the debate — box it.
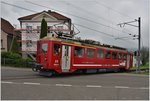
[141,47,149,65]
[40,18,48,38]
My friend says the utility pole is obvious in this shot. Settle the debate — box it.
[117,17,141,73]
[138,17,141,73]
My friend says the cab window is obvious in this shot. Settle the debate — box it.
[74,47,84,57]
[54,44,60,56]
[42,43,48,54]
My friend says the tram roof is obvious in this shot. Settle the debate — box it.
[40,36,128,52]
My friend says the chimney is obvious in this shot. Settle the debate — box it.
[48,10,51,13]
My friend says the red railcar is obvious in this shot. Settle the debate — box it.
[33,36,133,76]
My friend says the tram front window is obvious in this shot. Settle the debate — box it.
[42,43,48,54]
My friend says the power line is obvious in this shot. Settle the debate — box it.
[63,1,137,38]
[25,0,133,36]
[1,1,134,43]
[62,1,114,24]
[94,0,134,19]
[1,1,37,13]
[1,1,115,38]
[74,23,114,37]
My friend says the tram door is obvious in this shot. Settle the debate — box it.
[61,45,71,72]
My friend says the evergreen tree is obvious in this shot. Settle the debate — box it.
[40,18,48,38]
[11,36,19,53]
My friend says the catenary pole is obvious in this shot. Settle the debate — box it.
[138,17,141,73]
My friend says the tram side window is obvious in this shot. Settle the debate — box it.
[97,49,104,59]
[112,52,117,60]
[54,44,60,56]
[105,51,111,59]
[87,48,95,58]
[74,47,84,57]
[118,53,122,60]
[123,54,127,60]
[42,43,48,54]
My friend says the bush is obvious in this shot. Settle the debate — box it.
[1,52,21,59]
[1,52,34,68]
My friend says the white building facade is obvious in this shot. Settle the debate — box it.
[18,10,72,58]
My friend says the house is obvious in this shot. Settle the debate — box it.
[18,10,72,58]
[1,18,20,52]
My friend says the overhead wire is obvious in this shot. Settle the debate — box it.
[1,1,37,13]
[25,0,134,36]
[1,1,135,43]
[94,0,134,19]
[62,1,114,24]
[1,1,114,38]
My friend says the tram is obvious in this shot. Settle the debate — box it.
[32,36,133,76]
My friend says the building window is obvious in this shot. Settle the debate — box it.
[37,26,41,33]
[112,52,117,60]
[74,47,84,58]
[105,51,111,59]
[48,26,53,33]
[26,40,32,47]
[87,48,95,58]
[26,26,32,33]
[97,49,104,59]
[54,44,60,56]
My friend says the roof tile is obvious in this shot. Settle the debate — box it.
[1,18,14,35]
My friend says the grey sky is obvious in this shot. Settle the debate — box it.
[1,0,149,50]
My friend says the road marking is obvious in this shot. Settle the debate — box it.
[86,85,102,88]
[1,81,13,84]
[2,81,148,90]
[23,82,41,85]
[55,84,72,87]
[139,87,149,90]
[115,86,129,89]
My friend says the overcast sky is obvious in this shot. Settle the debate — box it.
[1,0,149,50]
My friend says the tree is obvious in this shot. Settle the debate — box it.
[141,47,149,65]
[40,18,48,38]
[10,36,19,53]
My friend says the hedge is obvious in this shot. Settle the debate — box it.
[1,52,34,68]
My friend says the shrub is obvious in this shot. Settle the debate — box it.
[1,52,34,68]
[1,52,21,59]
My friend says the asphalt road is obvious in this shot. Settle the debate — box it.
[1,66,149,100]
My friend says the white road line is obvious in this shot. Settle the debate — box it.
[55,84,72,87]
[86,85,102,88]
[139,87,149,90]
[1,81,13,84]
[115,86,129,89]
[23,82,41,85]
[2,81,148,90]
